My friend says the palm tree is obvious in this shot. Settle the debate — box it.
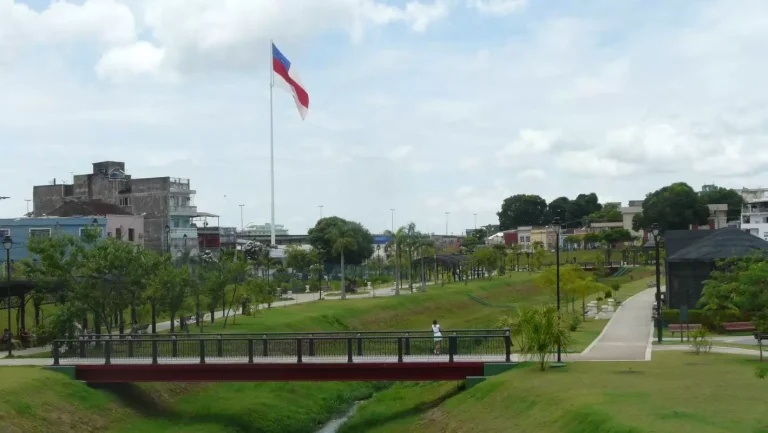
[331,225,357,300]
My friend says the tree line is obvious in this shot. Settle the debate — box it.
[497,183,745,233]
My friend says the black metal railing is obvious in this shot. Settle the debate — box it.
[75,329,507,340]
[52,330,512,366]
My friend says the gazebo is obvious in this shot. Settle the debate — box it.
[666,228,768,309]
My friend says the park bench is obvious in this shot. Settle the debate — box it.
[668,324,702,335]
[722,322,755,332]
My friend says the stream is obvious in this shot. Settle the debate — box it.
[316,401,363,433]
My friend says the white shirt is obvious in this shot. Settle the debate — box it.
[432,324,441,336]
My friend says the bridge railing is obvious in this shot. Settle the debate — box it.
[70,329,507,341]
[52,330,512,365]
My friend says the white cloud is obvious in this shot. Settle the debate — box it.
[459,157,483,171]
[518,169,546,180]
[94,0,449,80]
[389,145,413,160]
[95,41,168,82]
[497,129,561,165]
[468,0,527,16]
[5,0,768,234]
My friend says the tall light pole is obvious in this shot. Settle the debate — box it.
[474,213,477,230]
[651,223,662,343]
[24,199,30,215]
[391,208,399,295]
[319,205,323,220]
[445,212,450,236]
[3,235,13,356]
[553,217,562,363]
[238,204,245,231]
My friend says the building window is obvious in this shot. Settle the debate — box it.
[128,228,135,242]
[115,227,122,240]
[30,228,51,238]
[173,219,180,228]
[119,197,131,206]
[0,228,9,238]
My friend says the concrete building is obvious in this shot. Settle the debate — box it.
[737,187,768,203]
[621,200,644,240]
[515,226,532,251]
[32,161,200,255]
[46,200,145,247]
[0,217,107,261]
[691,204,728,230]
[242,223,289,237]
[741,197,768,241]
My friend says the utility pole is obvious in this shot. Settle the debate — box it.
[474,213,477,230]
[24,199,31,215]
[239,204,245,231]
[445,212,450,236]
[319,205,323,220]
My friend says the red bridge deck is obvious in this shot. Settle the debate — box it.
[70,362,488,383]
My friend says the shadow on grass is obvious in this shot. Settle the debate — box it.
[91,383,256,432]
[342,384,463,432]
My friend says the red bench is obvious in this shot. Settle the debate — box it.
[722,322,755,332]
[668,324,702,335]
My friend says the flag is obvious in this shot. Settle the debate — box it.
[272,43,310,120]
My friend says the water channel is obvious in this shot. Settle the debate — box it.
[316,401,363,433]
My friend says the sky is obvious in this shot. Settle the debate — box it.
[2,0,768,236]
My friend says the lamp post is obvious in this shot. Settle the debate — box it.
[651,223,662,343]
[3,235,13,356]
[445,212,450,236]
[553,217,562,363]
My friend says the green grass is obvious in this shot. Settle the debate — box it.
[341,352,768,433]
[0,366,387,433]
[540,248,625,265]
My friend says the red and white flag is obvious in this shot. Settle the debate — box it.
[272,43,310,120]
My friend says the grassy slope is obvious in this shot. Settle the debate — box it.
[342,352,768,433]
[0,366,385,433]
[2,270,652,432]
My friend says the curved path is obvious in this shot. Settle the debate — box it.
[577,289,655,361]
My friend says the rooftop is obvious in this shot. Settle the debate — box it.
[47,200,132,217]
[668,228,768,263]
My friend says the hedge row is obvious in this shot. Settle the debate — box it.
[662,309,754,331]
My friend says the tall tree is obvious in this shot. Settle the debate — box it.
[330,223,358,300]
[566,193,603,225]
[308,217,374,265]
[497,194,547,230]
[589,202,622,222]
[547,196,571,223]
[632,182,710,232]
[699,185,745,222]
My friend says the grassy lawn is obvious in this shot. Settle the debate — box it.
[540,248,627,265]
[341,352,768,433]
[0,366,387,433]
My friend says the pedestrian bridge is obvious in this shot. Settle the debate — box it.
[51,330,514,383]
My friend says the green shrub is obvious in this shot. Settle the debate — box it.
[604,289,613,299]
[569,314,582,332]
[690,327,713,355]
[611,282,620,292]
[661,309,752,331]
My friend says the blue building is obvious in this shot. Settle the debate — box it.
[0,217,107,262]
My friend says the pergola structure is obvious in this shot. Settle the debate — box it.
[0,280,63,332]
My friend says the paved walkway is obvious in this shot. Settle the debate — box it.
[578,288,655,361]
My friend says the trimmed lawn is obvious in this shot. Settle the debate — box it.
[341,352,768,433]
[0,366,386,433]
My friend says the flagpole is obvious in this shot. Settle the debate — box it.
[269,39,276,247]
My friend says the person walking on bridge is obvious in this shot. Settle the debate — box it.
[432,320,442,355]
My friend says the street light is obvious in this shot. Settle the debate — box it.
[552,217,562,363]
[651,223,662,343]
[3,235,13,356]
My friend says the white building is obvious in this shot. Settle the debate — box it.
[243,223,289,236]
[741,196,768,241]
